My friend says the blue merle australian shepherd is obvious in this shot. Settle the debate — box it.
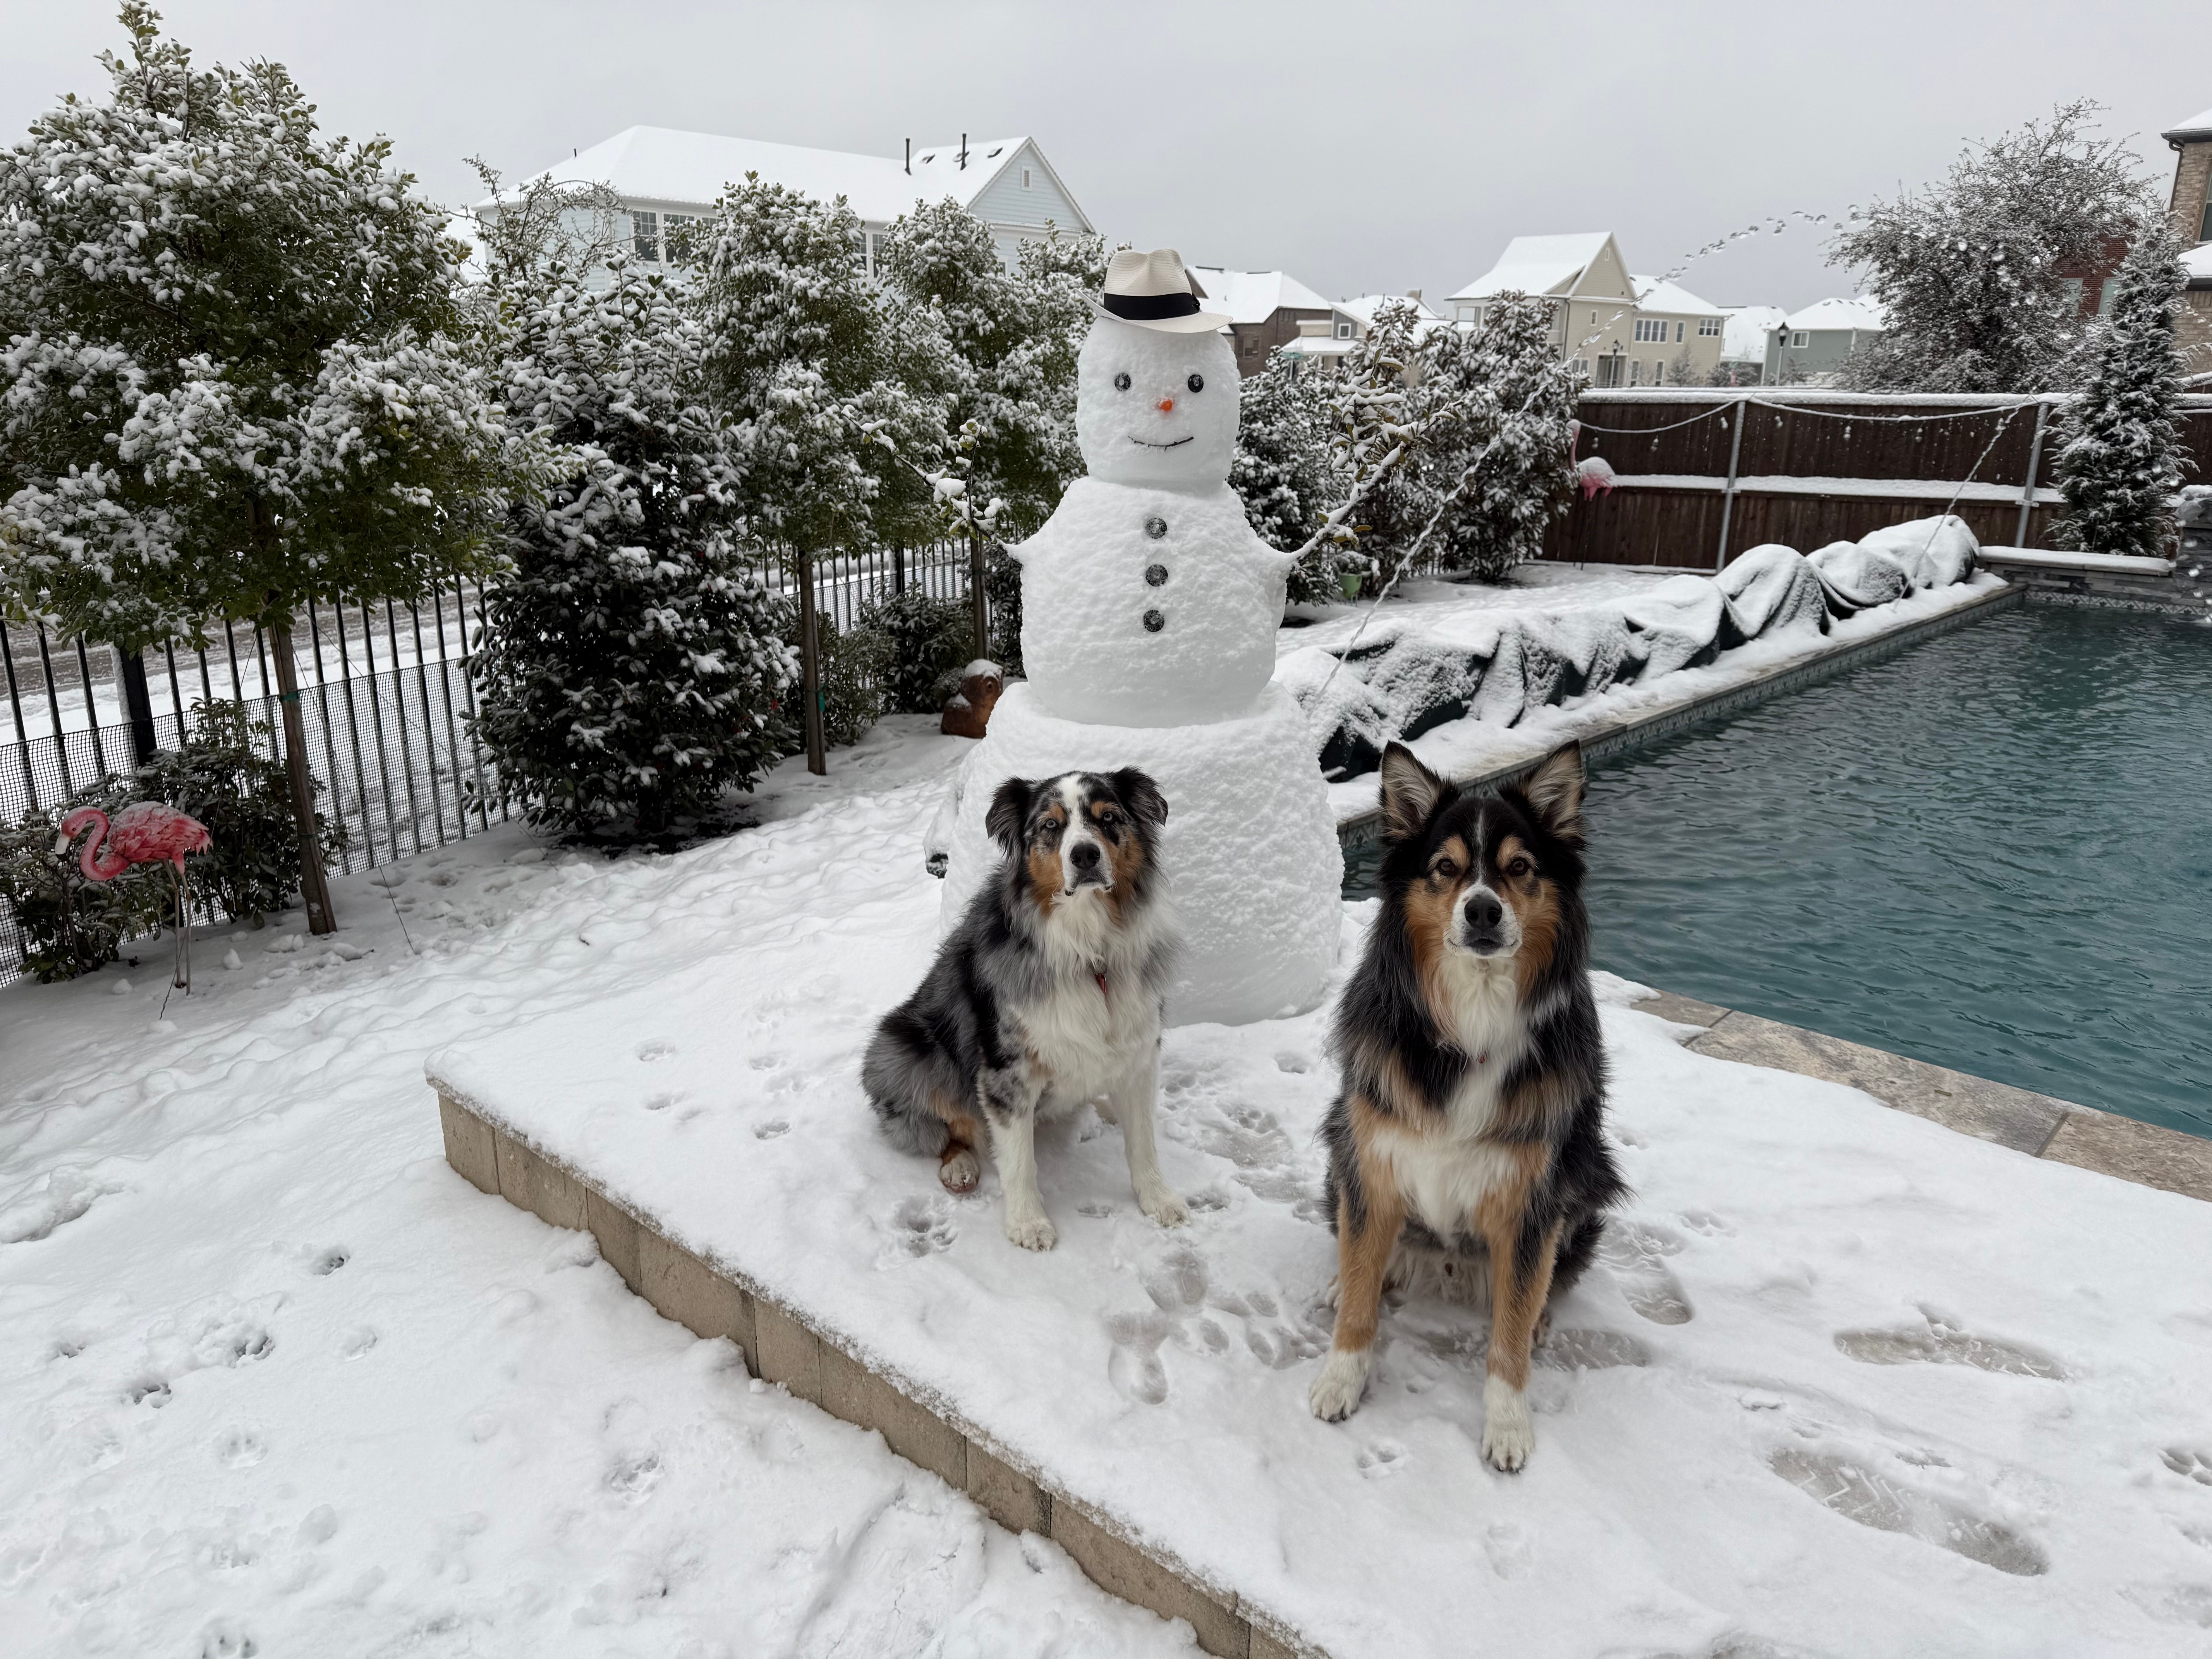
[1309,740,1626,1471]
[863,769,1185,1252]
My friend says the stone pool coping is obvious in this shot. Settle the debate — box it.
[432,986,2203,1657]
[1630,990,2212,1204]
[1334,577,2023,848]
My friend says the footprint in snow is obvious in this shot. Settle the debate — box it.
[1766,1444,2046,1577]
[2160,1447,2212,1487]
[753,1118,790,1140]
[1356,1439,1408,1479]
[216,1426,268,1468]
[635,1040,677,1063]
[887,1195,955,1258]
[2121,1583,2212,1631]
[1106,1309,1171,1405]
[1139,1243,1208,1314]
[1834,1308,2067,1380]
[1599,1218,1695,1325]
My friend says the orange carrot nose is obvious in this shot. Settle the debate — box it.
[1157,398,1174,412]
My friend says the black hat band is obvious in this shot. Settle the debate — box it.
[1102,290,1201,321]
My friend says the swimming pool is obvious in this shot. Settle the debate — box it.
[1345,602,2212,1138]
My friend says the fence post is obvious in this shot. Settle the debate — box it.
[2014,400,2049,549]
[112,643,158,769]
[798,551,826,776]
[1714,395,1747,571]
[269,621,338,934]
[968,530,990,665]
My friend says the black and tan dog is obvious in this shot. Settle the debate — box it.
[1309,740,1626,1471]
[864,769,1185,1251]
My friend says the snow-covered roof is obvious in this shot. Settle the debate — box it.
[1785,296,1887,334]
[1185,267,1333,324]
[1630,275,1726,318]
[1336,293,1449,329]
[2183,244,2212,285]
[499,127,1073,225]
[2162,105,2212,141]
[1448,232,1615,301]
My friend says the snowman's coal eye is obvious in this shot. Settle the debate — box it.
[1186,373,1204,393]
[1113,372,1131,392]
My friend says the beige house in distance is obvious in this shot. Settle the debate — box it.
[1447,232,1726,386]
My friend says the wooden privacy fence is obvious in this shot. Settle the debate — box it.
[1547,390,2212,569]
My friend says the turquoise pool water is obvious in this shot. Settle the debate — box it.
[1344,603,2212,1138]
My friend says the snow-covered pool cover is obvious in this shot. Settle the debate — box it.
[429,878,2212,1656]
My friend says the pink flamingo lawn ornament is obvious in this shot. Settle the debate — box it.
[55,803,213,993]
[1576,454,1618,501]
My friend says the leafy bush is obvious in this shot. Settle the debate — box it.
[855,587,974,713]
[135,700,343,927]
[983,546,1024,674]
[804,613,885,748]
[0,780,163,982]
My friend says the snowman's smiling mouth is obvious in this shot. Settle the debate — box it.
[1130,435,1194,450]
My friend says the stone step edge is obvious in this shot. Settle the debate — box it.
[1630,992,2212,1204]
[432,1085,1320,1659]
[1335,579,2024,848]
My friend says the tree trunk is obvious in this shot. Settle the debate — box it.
[797,551,826,776]
[269,622,338,934]
[113,642,158,770]
[968,530,990,664]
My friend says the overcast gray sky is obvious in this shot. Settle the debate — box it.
[8,1,2205,311]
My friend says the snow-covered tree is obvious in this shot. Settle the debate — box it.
[1430,294,1578,582]
[1830,102,2146,393]
[692,178,948,771]
[0,5,532,932]
[1319,301,1446,588]
[2048,224,2192,559]
[468,239,798,841]
[1230,354,1341,603]
[872,203,1103,668]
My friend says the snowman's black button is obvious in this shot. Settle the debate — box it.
[1144,563,1168,587]
[1144,515,1168,540]
[1142,609,1165,633]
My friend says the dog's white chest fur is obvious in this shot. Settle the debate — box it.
[1372,955,1530,1238]
[1020,889,1162,1106]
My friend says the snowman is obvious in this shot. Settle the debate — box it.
[935,249,1342,1025]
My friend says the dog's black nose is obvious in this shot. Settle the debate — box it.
[1464,891,1503,933]
[1070,840,1101,871]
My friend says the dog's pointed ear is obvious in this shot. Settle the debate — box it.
[1108,768,1168,828]
[986,776,1034,855]
[1378,742,1448,843]
[1519,742,1586,845]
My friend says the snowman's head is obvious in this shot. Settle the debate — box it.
[1076,318,1240,488]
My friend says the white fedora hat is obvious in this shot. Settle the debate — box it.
[1090,247,1231,334]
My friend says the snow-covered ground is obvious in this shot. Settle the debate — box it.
[0,719,1196,1658]
[10,592,2212,1657]
[420,747,2212,1657]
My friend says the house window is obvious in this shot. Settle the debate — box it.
[631,209,659,263]
[1698,317,1723,337]
[664,213,695,264]
[2201,198,2212,242]
[1629,359,1644,386]
[1675,321,1685,342]
[1336,321,1352,339]
[1570,357,1590,378]
[1790,331,1808,348]
[2058,276,2085,314]
[1023,167,1032,189]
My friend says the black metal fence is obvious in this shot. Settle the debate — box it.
[1,540,977,989]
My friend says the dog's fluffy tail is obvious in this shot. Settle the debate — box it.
[861,1016,951,1160]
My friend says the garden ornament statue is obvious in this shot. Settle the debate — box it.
[55,802,213,993]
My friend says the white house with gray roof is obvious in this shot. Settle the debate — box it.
[1448,232,1726,385]
[495,127,1092,277]
[1763,296,1886,385]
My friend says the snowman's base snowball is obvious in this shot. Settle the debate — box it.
[939,683,1342,1027]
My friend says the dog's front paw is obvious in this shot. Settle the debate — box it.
[1137,1182,1188,1228]
[938,1146,981,1195]
[1308,1348,1370,1422]
[1003,1207,1058,1252]
[1481,1376,1534,1472]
